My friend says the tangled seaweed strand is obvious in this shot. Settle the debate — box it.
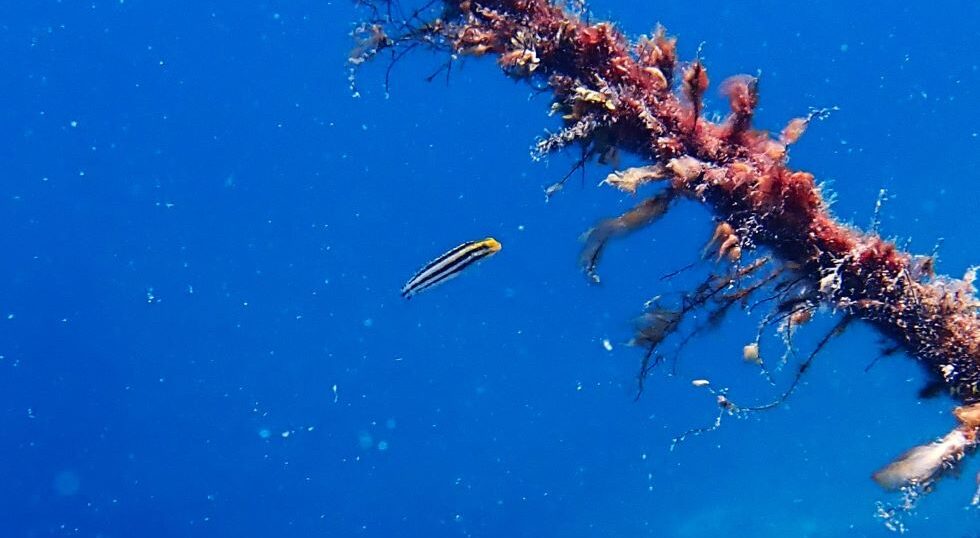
[351,0,980,504]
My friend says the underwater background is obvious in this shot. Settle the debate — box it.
[2,1,980,536]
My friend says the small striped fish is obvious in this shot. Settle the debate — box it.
[402,237,502,298]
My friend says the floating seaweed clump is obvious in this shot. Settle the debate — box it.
[350,0,980,514]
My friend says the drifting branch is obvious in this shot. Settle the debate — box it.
[351,0,980,508]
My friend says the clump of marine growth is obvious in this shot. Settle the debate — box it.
[350,0,980,513]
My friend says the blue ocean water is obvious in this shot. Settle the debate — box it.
[2,1,979,536]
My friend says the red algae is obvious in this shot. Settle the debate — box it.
[351,0,980,504]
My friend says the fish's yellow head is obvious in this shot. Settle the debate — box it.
[484,238,502,253]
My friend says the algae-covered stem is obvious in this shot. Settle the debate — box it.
[352,0,980,501]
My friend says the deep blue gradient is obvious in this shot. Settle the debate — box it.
[2,1,979,536]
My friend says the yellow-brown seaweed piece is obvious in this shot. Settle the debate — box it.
[581,190,674,282]
[873,403,980,490]
[600,164,667,195]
